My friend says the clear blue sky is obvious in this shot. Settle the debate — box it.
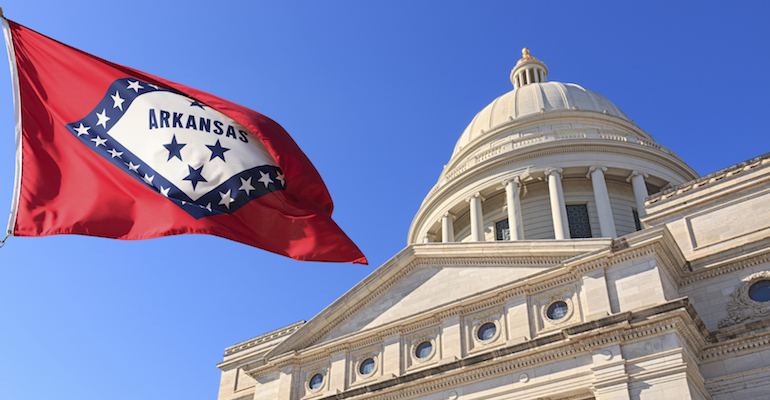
[0,2,768,400]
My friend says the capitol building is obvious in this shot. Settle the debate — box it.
[213,49,770,400]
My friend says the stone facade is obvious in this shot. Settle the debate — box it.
[215,50,770,400]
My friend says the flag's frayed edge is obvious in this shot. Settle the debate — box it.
[2,17,21,236]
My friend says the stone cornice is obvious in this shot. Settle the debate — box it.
[700,328,770,363]
[446,112,659,175]
[645,151,770,213]
[224,321,305,357]
[313,300,706,400]
[679,247,770,287]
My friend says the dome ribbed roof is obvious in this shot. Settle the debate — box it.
[452,81,630,157]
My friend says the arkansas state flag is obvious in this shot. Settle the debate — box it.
[2,18,367,264]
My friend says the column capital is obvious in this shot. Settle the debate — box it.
[544,167,563,177]
[424,233,436,243]
[626,170,649,182]
[442,211,455,221]
[586,165,608,179]
[466,192,485,203]
[502,176,522,188]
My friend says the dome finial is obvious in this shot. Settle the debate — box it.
[511,47,548,88]
[520,47,537,63]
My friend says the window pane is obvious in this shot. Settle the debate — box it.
[415,341,433,359]
[496,219,510,241]
[566,204,592,238]
[633,209,642,231]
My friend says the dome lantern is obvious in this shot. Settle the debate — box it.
[510,47,548,88]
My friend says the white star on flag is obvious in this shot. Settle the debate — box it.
[276,172,285,186]
[111,91,125,111]
[95,109,110,128]
[125,161,140,173]
[107,148,123,158]
[257,171,273,187]
[143,174,154,185]
[73,123,90,136]
[91,135,107,147]
[159,186,170,197]
[127,80,143,92]
[239,177,256,195]
[219,189,236,209]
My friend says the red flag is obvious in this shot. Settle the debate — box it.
[2,19,367,264]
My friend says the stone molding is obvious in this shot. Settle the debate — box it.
[446,125,667,182]
[718,271,770,328]
[646,152,770,208]
[705,365,770,397]
[224,321,305,357]
[311,304,703,400]
[700,328,770,363]
[679,246,770,287]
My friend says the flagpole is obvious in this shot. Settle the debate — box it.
[2,9,23,239]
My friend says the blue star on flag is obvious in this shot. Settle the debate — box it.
[183,165,207,189]
[163,135,186,161]
[206,140,230,161]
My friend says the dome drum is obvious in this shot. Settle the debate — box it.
[415,165,665,244]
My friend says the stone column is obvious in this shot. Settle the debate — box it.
[423,233,435,244]
[467,192,485,242]
[503,177,523,240]
[627,171,649,217]
[588,166,617,238]
[545,168,569,239]
[441,212,455,243]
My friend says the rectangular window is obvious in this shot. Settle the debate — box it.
[633,209,642,231]
[566,204,592,238]
[495,219,510,241]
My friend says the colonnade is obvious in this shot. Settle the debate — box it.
[430,168,651,243]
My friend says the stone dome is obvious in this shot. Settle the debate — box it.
[408,48,698,246]
[452,51,630,158]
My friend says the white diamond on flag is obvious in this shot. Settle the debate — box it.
[65,78,286,219]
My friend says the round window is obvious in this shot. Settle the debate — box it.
[415,341,433,359]
[309,373,323,390]
[749,280,770,302]
[546,301,569,320]
[359,358,375,375]
[477,322,496,341]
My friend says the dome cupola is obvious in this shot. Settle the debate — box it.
[510,47,548,88]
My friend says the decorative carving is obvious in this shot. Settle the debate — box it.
[718,271,770,328]
[224,321,304,356]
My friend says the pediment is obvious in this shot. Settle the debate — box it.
[265,240,611,359]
